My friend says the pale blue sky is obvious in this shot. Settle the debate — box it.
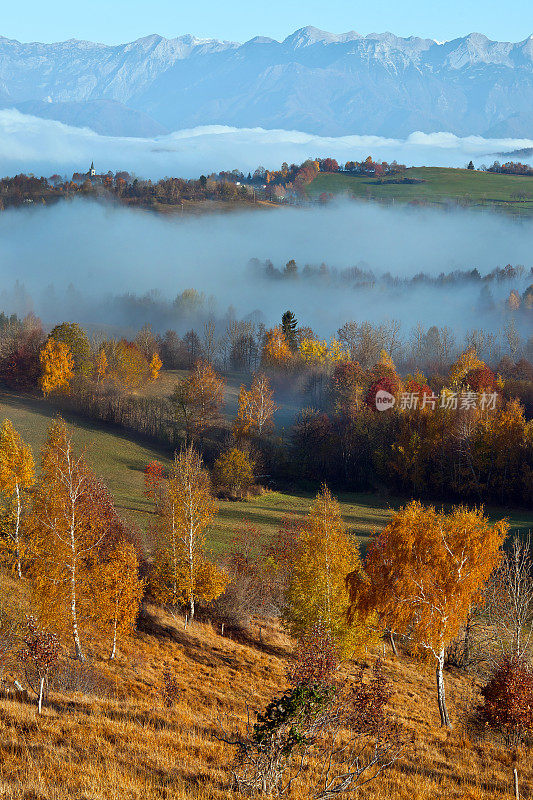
[2,0,533,45]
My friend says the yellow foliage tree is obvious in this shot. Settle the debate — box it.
[93,538,145,660]
[347,501,507,727]
[29,419,112,660]
[151,446,226,620]
[448,347,485,386]
[261,327,292,368]
[212,447,255,499]
[234,373,277,436]
[283,485,375,659]
[0,419,35,577]
[39,337,74,396]
[95,348,108,384]
[149,352,162,381]
[150,353,163,381]
[298,337,348,366]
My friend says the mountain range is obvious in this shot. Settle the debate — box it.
[1,27,533,138]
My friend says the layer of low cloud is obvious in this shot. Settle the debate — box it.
[0,198,530,338]
[0,110,532,179]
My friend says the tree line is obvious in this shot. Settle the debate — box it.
[0,312,532,506]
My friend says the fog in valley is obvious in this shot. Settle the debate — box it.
[0,198,531,348]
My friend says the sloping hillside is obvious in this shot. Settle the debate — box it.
[0,570,531,800]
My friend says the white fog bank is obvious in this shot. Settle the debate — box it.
[0,110,532,179]
[0,199,531,336]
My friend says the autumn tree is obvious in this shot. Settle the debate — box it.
[18,617,60,714]
[151,446,226,620]
[49,322,91,377]
[234,373,277,437]
[171,361,225,437]
[29,419,113,661]
[448,347,485,386]
[284,486,375,658]
[330,361,364,417]
[0,419,35,577]
[149,352,162,381]
[39,337,74,396]
[94,348,108,384]
[94,538,144,660]
[298,337,348,367]
[115,340,149,388]
[212,447,255,499]
[348,501,507,726]
[261,327,292,368]
[478,656,533,745]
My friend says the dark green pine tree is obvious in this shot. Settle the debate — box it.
[281,311,298,351]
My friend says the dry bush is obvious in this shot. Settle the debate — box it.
[49,659,114,698]
[220,660,403,797]
[473,656,533,747]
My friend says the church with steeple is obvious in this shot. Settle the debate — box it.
[88,161,96,177]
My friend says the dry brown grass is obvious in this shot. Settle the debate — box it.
[0,583,531,800]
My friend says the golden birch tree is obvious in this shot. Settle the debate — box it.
[29,419,111,661]
[151,445,226,620]
[347,501,507,727]
[0,419,35,578]
[234,373,277,436]
[283,485,375,659]
[94,538,145,660]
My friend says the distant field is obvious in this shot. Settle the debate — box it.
[0,390,531,557]
[307,167,533,214]
[132,368,302,429]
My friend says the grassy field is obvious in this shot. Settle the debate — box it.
[1,390,531,558]
[307,167,533,214]
[1,389,533,799]
[0,576,531,800]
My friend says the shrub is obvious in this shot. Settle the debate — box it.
[220,661,402,797]
[212,447,255,500]
[477,656,533,745]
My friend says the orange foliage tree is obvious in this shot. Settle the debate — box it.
[29,420,117,660]
[0,419,35,577]
[39,337,74,396]
[115,340,149,388]
[347,501,507,727]
[94,538,144,659]
[261,327,292,368]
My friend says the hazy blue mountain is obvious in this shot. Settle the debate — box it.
[1,27,533,137]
